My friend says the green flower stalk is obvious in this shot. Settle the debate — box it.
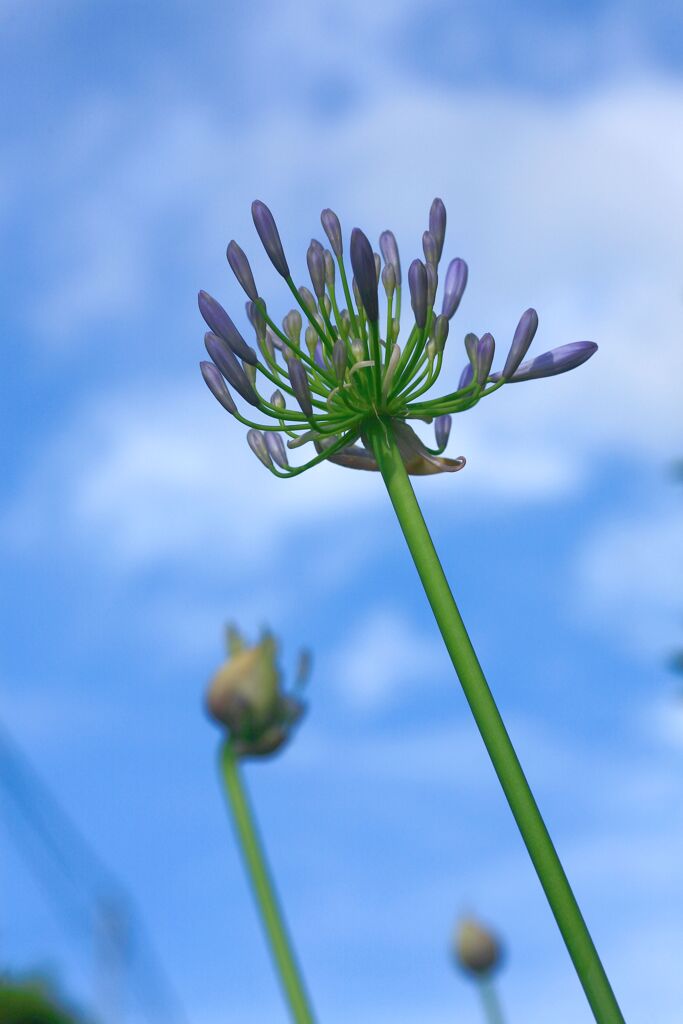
[453,916,506,1024]
[207,626,315,1023]
[198,200,623,1024]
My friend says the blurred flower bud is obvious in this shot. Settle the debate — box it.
[206,627,307,758]
[453,916,502,977]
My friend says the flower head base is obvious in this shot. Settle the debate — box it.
[199,200,597,478]
[206,626,309,758]
[453,916,503,977]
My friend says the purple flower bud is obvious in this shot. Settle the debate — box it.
[379,230,402,286]
[350,228,379,323]
[226,240,258,302]
[198,291,258,365]
[502,308,539,379]
[426,263,438,308]
[422,230,438,265]
[442,259,468,319]
[476,333,495,384]
[204,331,260,407]
[321,209,343,260]
[464,332,479,367]
[271,389,286,409]
[333,337,347,381]
[382,263,396,297]
[245,300,266,343]
[435,413,452,450]
[251,200,290,278]
[323,249,335,288]
[314,341,327,370]
[432,314,449,351]
[507,341,598,382]
[458,363,474,389]
[247,429,272,469]
[200,360,238,415]
[288,358,313,417]
[307,240,326,300]
[265,431,289,468]
[408,259,428,328]
[374,252,381,281]
[429,198,447,261]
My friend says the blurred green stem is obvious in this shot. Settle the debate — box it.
[479,978,505,1024]
[219,742,316,1024]
[367,420,625,1024]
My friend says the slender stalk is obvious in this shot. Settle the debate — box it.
[219,742,316,1024]
[478,978,505,1024]
[367,421,625,1024]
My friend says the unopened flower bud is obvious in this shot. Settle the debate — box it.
[307,239,326,300]
[502,307,538,379]
[265,431,289,468]
[409,259,428,328]
[270,389,286,409]
[350,227,379,323]
[304,324,318,356]
[422,230,438,265]
[247,429,272,468]
[453,916,502,977]
[200,360,238,415]
[252,200,290,278]
[288,357,313,416]
[198,290,257,366]
[382,263,396,298]
[246,300,267,343]
[435,413,451,450]
[333,337,347,381]
[206,628,306,758]
[283,309,302,345]
[324,249,335,288]
[351,339,364,363]
[321,208,343,260]
[204,332,260,407]
[426,263,438,308]
[429,197,447,261]
[298,285,317,318]
[379,229,402,285]
[227,240,258,302]
[442,258,468,319]
[432,314,449,352]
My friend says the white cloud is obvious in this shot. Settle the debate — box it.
[330,608,449,710]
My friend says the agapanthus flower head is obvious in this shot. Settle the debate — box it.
[206,625,309,758]
[453,916,503,977]
[199,199,597,478]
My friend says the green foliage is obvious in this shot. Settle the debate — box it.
[0,980,82,1024]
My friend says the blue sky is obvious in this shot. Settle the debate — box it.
[1,1,683,1022]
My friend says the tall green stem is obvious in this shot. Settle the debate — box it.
[478,978,505,1024]
[367,421,625,1024]
[219,742,316,1024]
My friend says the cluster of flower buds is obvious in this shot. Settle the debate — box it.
[453,915,503,977]
[199,199,597,477]
[206,626,310,758]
